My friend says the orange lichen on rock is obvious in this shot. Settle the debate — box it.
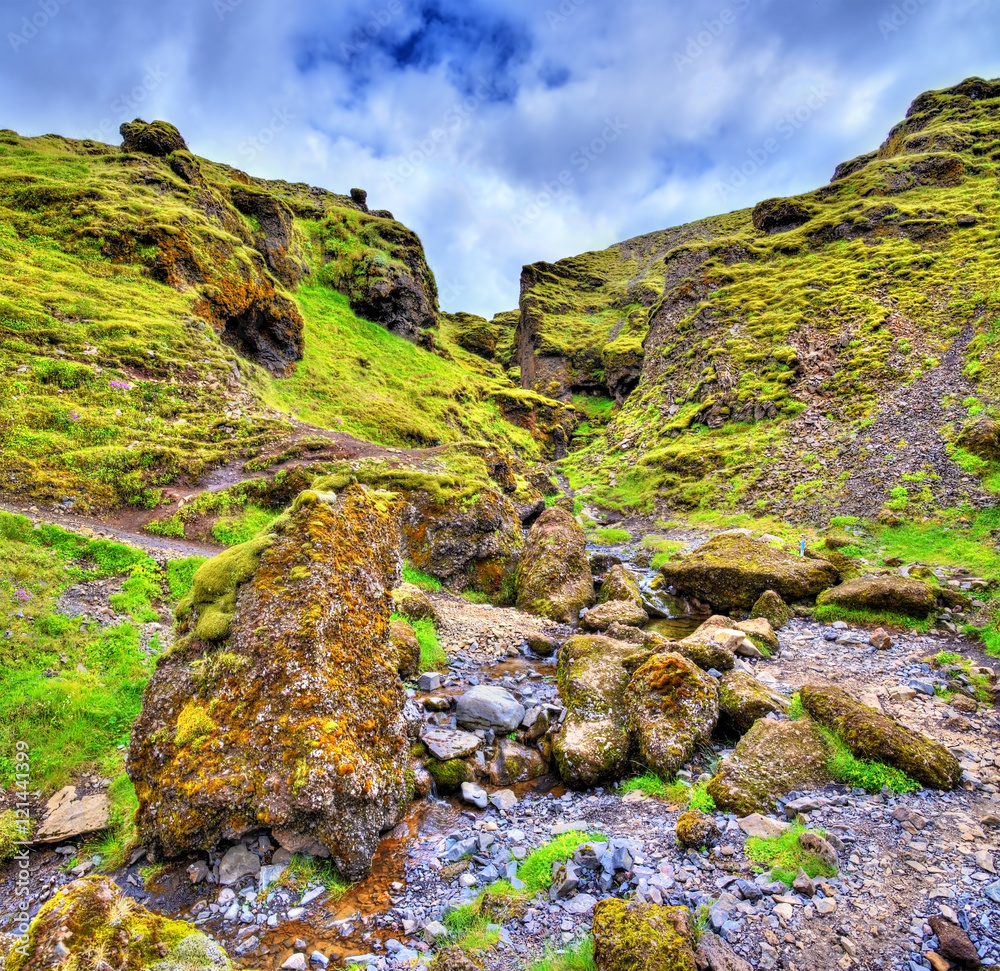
[127,484,409,880]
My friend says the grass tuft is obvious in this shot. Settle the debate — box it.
[745,824,838,886]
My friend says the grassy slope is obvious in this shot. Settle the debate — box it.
[541,79,1000,517]
[0,130,554,512]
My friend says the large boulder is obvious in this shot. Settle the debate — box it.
[624,653,719,778]
[955,415,1000,461]
[800,684,962,789]
[581,600,649,632]
[127,486,410,880]
[706,718,831,815]
[6,876,230,971]
[599,564,644,607]
[659,535,838,611]
[456,685,525,732]
[592,898,697,971]
[487,739,548,786]
[120,118,188,156]
[553,636,637,787]
[749,589,793,630]
[516,508,594,621]
[816,575,936,618]
[717,671,789,735]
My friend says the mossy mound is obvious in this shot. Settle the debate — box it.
[659,535,838,611]
[592,898,697,971]
[706,718,831,815]
[749,590,793,630]
[553,635,638,787]
[515,508,594,622]
[120,119,188,156]
[390,619,421,680]
[816,575,936,618]
[800,684,962,789]
[127,485,410,880]
[718,671,789,735]
[675,810,720,849]
[624,653,719,778]
[6,876,229,971]
[392,583,439,623]
[425,758,471,793]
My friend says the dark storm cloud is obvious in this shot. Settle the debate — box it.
[1,0,999,315]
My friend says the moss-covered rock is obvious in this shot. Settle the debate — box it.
[581,600,649,632]
[486,738,547,786]
[390,619,421,680]
[816,575,936,618]
[718,671,789,735]
[734,617,779,653]
[592,898,697,971]
[800,684,962,789]
[120,119,188,156]
[516,508,594,622]
[659,535,838,611]
[675,810,720,849]
[599,565,644,607]
[127,485,410,880]
[624,653,719,778]
[553,635,638,787]
[706,718,831,815]
[425,758,471,793]
[749,590,793,630]
[392,583,440,623]
[955,415,1000,461]
[6,876,229,971]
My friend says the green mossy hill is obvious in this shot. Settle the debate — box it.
[127,485,410,880]
[800,684,962,789]
[557,78,1000,519]
[0,124,564,511]
[591,898,697,971]
[6,876,230,971]
[658,534,838,610]
[706,717,832,815]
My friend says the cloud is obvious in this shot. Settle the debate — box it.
[1,0,999,316]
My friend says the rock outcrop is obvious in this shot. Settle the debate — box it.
[659,535,838,611]
[516,508,594,621]
[127,486,410,879]
[707,718,831,815]
[6,876,230,971]
[816,575,936,618]
[623,653,718,778]
[800,684,962,789]
[120,118,188,156]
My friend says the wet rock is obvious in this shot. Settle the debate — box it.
[7,876,230,971]
[553,636,637,787]
[416,671,442,691]
[707,718,830,815]
[675,810,720,848]
[624,653,719,778]
[456,685,525,732]
[526,633,560,657]
[800,684,962,788]
[487,738,547,786]
[516,508,594,622]
[659,534,838,611]
[580,600,649,632]
[219,844,261,886]
[425,758,471,794]
[599,565,644,607]
[592,898,697,971]
[590,552,624,576]
[460,782,489,809]
[34,786,110,843]
[717,671,789,735]
[127,487,409,880]
[816,575,936,618]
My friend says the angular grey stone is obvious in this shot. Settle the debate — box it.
[421,727,481,761]
[219,844,261,886]
[563,892,598,914]
[550,860,580,899]
[417,672,442,691]
[258,863,286,891]
[490,789,518,812]
[423,920,448,942]
[455,685,525,731]
[281,954,307,971]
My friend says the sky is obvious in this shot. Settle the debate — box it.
[2,0,999,318]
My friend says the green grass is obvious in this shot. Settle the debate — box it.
[0,809,26,862]
[619,771,715,811]
[590,527,632,545]
[0,512,172,864]
[787,692,806,720]
[279,854,352,900]
[620,771,674,799]
[745,824,838,886]
[529,937,596,971]
[812,604,932,631]
[821,728,920,794]
[402,562,442,591]
[166,556,206,600]
[515,832,607,895]
[210,504,280,546]
[443,904,501,953]
[409,617,447,671]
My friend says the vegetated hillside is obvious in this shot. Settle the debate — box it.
[520,77,1000,522]
[0,121,571,512]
